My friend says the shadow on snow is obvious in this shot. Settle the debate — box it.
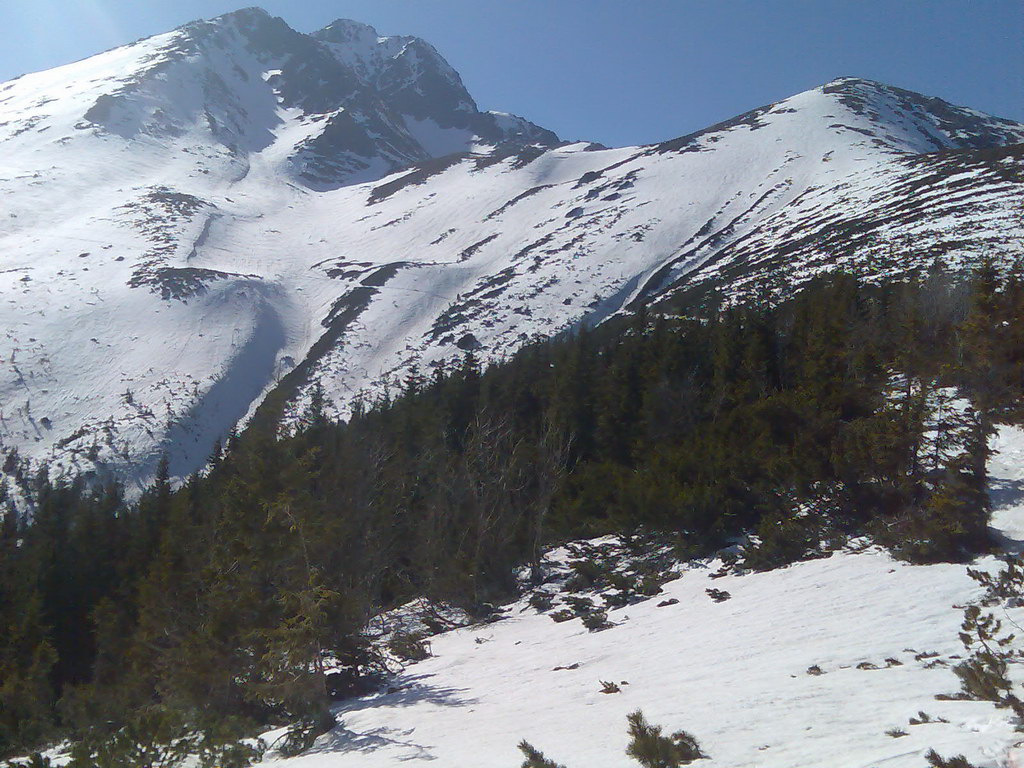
[304,674,476,760]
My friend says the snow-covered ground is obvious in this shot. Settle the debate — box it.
[257,425,1024,768]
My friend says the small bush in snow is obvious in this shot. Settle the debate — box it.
[602,591,632,609]
[514,710,707,767]
[608,571,637,592]
[625,709,706,767]
[740,512,820,571]
[517,739,566,768]
[580,609,612,632]
[565,557,610,591]
[549,609,575,623]
[925,750,977,768]
[637,574,664,596]
[564,596,596,614]
[528,591,554,612]
[909,711,946,725]
[421,615,449,635]
[950,558,1024,723]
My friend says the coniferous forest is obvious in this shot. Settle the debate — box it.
[3,263,1024,763]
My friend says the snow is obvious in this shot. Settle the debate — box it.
[989,427,1024,550]
[400,116,477,158]
[252,426,1024,767]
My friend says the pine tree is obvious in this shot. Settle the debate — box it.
[951,557,1024,721]
[625,710,706,767]
[0,591,57,755]
[518,740,567,768]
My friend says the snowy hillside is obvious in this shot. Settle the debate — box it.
[0,7,1022,490]
[240,425,1024,768]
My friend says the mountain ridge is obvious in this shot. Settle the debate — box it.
[0,10,1021,494]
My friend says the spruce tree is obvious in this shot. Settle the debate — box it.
[0,592,57,756]
[625,710,706,767]
[518,740,566,768]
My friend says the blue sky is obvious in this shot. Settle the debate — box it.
[1,1,1020,147]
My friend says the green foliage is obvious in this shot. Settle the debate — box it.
[564,596,596,614]
[566,557,609,590]
[880,394,993,564]
[0,593,57,756]
[515,710,705,767]
[925,750,977,768]
[580,609,612,632]
[741,510,821,571]
[387,632,431,662]
[625,709,706,767]
[637,574,665,596]
[274,710,335,758]
[253,576,339,729]
[528,591,554,612]
[517,739,566,768]
[65,708,263,768]
[950,558,1024,722]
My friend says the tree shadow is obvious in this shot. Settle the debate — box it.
[306,723,438,761]
[301,674,476,759]
[987,477,1024,552]
[336,673,476,714]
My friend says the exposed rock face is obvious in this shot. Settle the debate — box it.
[78,8,559,186]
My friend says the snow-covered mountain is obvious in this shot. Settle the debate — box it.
[0,8,1022,491]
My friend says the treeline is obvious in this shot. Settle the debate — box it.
[2,263,1023,762]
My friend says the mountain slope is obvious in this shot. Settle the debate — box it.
[0,7,1021,491]
[651,141,1024,307]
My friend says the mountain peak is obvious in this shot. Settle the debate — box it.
[197,6,281,35]
[822,75,883,88]
[316,18,384,44]
[210,6,272,22]
[817,76,1024,151]
[179,6,300,57]
[40,7,557,187]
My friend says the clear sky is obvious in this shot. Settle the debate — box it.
[0,0,1020,147]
